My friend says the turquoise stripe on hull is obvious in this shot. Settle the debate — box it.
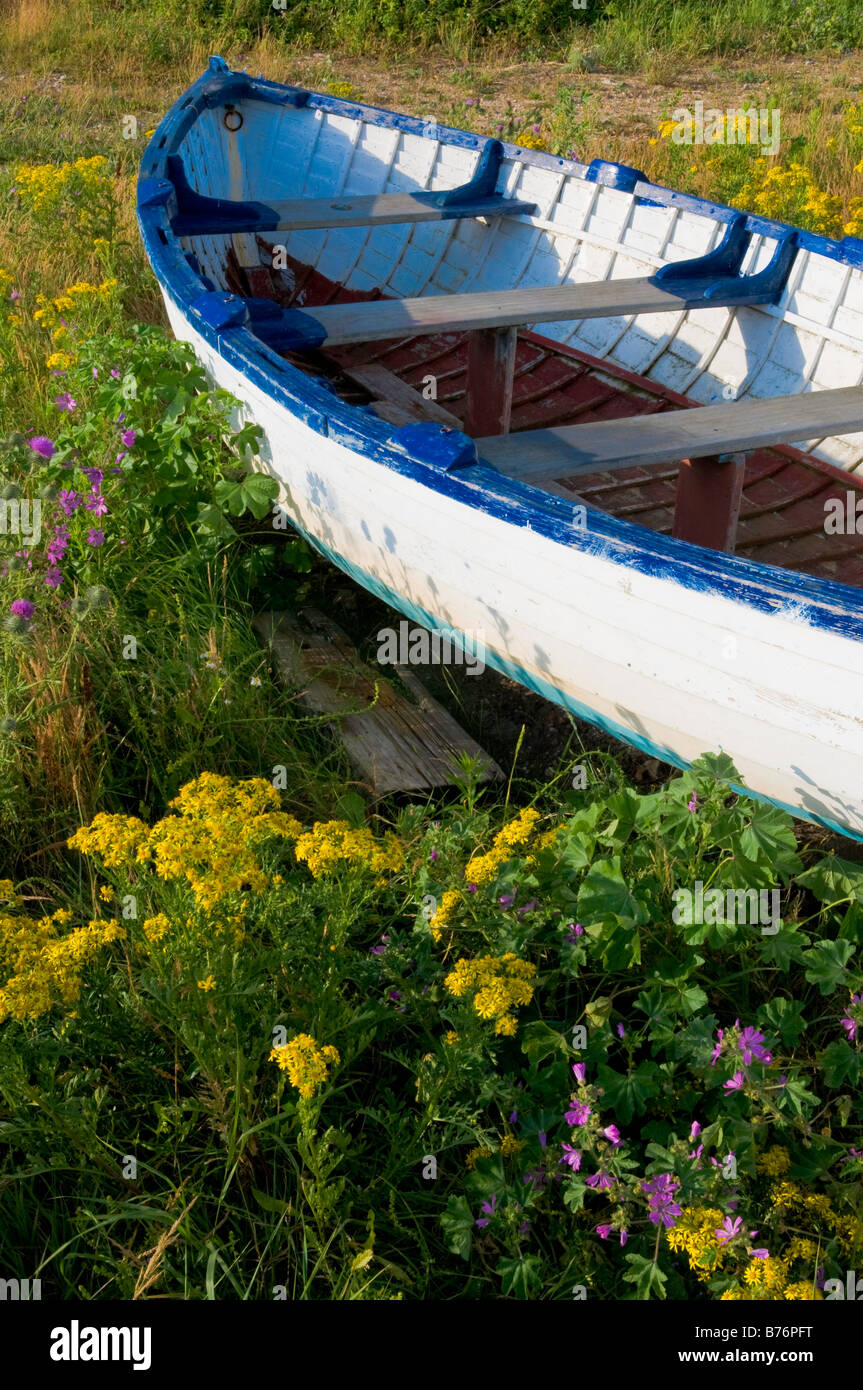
[293,520,863,844]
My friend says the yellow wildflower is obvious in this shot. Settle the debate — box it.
[465,807,541,885]
[294,819,403,879]
[269,1033,340,1098]
[444,952,536,1034]
[757,1145,791,1176]
[197,975,216,991]
[141,913,171,943]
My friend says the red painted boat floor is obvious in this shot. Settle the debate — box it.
[227,249,863,589]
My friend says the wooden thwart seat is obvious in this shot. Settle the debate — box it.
[475,385,863,554]
[264,278,737,351]
[173,189,537,236]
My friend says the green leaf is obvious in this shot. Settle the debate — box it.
[733,804,802,880]
[820,1040,863,1090]
[597,1062,659,1125]
[497,1254,543,1299]
[520,1019,570,1065]
[584,996,613,1029]
[801,938,855,994]
[757,997,807,1046]
[776,1075,818,1117]
[562,1177,587,1212]
[251,1187,292,1216]
[622,1252,667,1300]
[577,856,646,925]
[757,925,809,971]
[796,855,863,907]
[441,1196,474,1261]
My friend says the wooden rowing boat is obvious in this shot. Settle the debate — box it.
[138,57,863,840]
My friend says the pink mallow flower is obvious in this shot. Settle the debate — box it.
[85,492,108,517]
[723,1072,746,1093]
[602,1125,622,1147]
[565,1101,591,1126]
[738,1026,772,1066]
[559,1144,581,1171]
[86,529,105,547]
[715,1216,743,1244]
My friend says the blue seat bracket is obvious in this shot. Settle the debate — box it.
[651,217,798,308]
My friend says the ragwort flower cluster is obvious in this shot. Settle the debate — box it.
[444,952,536,1035]
[0,879,124,1024]
[269,1032,341,1098]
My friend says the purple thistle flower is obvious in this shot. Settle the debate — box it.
[29,436,55,459]
[10,599,34,620]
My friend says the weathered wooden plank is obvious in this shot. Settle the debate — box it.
[290,276,692,347]
[175,190,535,236]
[342,363,462,427]
[672,452,745,552]
[464,326,518,437]
[474,386,863,484]
[254,609,502,795]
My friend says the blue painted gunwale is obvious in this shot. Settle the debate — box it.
[137,57,863,653]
